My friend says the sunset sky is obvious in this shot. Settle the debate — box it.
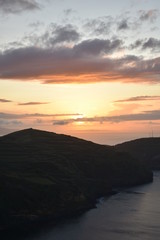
[0,0,160,144]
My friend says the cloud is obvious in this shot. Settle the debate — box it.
[0,39,160,84]
[139,9,159,22]
[117,19,129,30]
[0,119,22,125]
[0,39,122,80]
[48,24,80,45]
[27,24,81,48]
[9,120,22,125]
[28,21,44,29]
[18,102,50,105]
[130,39,143,49]
[114,96,160,103]
[0,99,50,105]
[53,110,160,125]
[145,121,160,126]
[63,8,76,17]
[83,11,157,37]
[130,38,160,51]
[35,118,43,124]
[83,17,113,35]
[0,98,12,103]
[0,112,82,119]
[142,38,160,50]
[53,120,72,125]
[73,38,123,56]
[0,0,40,14]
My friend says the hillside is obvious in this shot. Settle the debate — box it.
[115,138,160,170]
[0,129,152,231]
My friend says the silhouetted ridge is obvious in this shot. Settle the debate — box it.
[2,128,99,145]
[2,128,60,143]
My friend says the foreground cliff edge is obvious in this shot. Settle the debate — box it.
[0,129,153,232]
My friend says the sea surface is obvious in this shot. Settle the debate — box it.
[26,172,160,240]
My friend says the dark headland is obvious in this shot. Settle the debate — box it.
[115,137,160,170]
[0,129,154,235]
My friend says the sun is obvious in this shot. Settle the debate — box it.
[73,115,85,126]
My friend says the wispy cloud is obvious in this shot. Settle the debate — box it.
[63,8,76,17]
[27,23,81,48]
[139,9,159,22]
[83,9,159,37]
[114,96,160,103]
[0,99,51,105]
[0,112,82,119]
[0,98,12,103]
[83,16,113,35]
[0,119,22,126]
[18,102,50,105]
[0,0,40,14]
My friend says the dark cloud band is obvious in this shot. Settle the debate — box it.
[0,112,82,119]
[53,110,160,125]
[0,43,159,84]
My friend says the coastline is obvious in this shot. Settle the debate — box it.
[0,180,153,240]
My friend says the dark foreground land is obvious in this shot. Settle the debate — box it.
[0,129,154,235]
[115,137,160,170]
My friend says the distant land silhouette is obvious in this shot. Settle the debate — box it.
[115,138,160,170]
[0,129,154,233]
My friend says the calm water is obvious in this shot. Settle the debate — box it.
[27,172,160,240]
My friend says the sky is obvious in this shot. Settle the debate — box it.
[0,0,160,145]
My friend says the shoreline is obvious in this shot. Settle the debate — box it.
[0,180,152,240]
